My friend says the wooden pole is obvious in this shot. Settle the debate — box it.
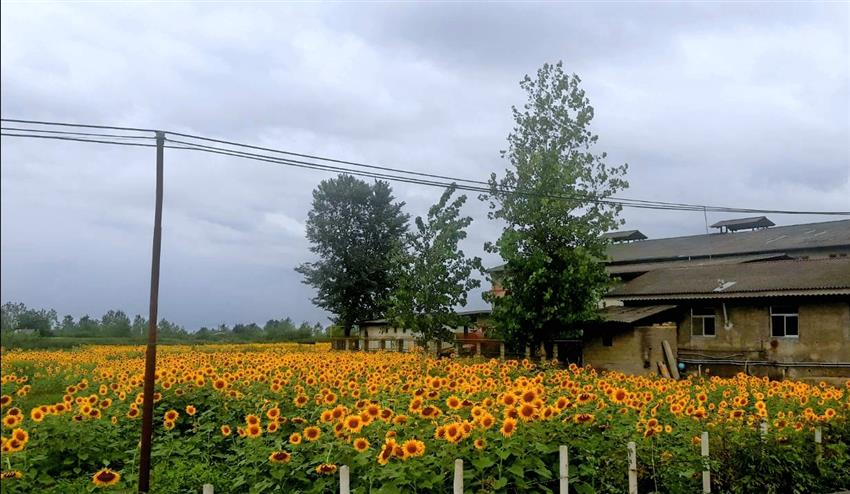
[559,445,569,494]
[453,459,463,493]
[701,431,710,493]
[499,342,505,360]
[475,342,481,357]
[340,465,350,494]
[202,484,214,494]
[627,441,638,494]
[662,340,679,379]
[138,131,164,493]
[815,426,823,461]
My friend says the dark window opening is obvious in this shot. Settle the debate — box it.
[771,306,799,337]
[692,307,716,337]
[602,335,613,347]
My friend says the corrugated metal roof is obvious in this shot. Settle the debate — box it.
[601,230,648,242]
[606,253,789,275]
[710,216,775,231]
[607,219,850,263]
[600,305,677,323]
[608,258,850,298]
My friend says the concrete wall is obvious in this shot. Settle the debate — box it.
[677,300,850,362]
[583,322,678,375]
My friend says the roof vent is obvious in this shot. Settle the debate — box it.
[713,279,737,292]
[602,230,648,243]
[710,216,774,233]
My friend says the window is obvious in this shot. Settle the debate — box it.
[691,307,716,336]
[771,306,799,338]
[602,335,613,347]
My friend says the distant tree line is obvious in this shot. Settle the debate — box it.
[0,301,326,342]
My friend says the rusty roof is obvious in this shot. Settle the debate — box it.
[607,219,850,263]
[609,258,850,299]
[600,305,677,323]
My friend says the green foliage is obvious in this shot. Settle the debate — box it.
[296,174,409,336]
[387,185,483,354]
[483,61,628,352]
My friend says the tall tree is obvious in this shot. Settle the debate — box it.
[101,310,131,337]
[297,175,409,336]
[483,61,628,352]
[388,185,482,356]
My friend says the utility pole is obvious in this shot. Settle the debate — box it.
[139,130,164,493]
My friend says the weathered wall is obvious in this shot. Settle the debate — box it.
[583,322,677,375]
[677,300,850,362]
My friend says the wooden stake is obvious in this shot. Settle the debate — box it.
[701,431,710,493]
[662,340,679,379]
[340,465,350,494]
[627,441,638,494]
[559,445,569,494]
[453,459,463,493]
[202,484,213,494]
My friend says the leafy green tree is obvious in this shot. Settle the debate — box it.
[1,302,26,331]
[388,185,483,356]
[101,310,132,337]
[297,174,409,336]
[131,315,147,337]
[58,314,77,334]
[76,315,101,337]
[483,61,628,353]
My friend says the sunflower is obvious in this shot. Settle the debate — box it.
[11,428,28,444]
[2,416,17,428]
[289,432,302,445]
[267,421,280,433]
[163,420,175,430]
[221,425,232,437]
[574,413,595,425]
[0,470,23,479]
[0,395,12,408]
[500,417,517,437]
[353,437,370,452]
[269,451,292,464]
[92,468,121,487]
[401,439,425,459]
[266,407,281,420]
[446,396,462,410]
[304,426,321,441]
[377,440,395,465]
[246,424,262,438]
[245,414,260,426]
[343,415,363,433]
[518,403,536,421]
[474,438,486,450]
[315,463,337,475]
[185,405,197,416]
[164,410,179,422]
[30,409,44,422]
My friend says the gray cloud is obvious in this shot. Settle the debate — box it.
[2,2,848,328]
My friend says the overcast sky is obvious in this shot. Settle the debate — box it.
[2,2,848,329]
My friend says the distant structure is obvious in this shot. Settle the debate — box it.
[489,218,850,382]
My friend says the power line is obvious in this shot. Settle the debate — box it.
[2,118,849,216]
[0,132,158,149]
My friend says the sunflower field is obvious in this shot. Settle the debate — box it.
[0,343,848,493]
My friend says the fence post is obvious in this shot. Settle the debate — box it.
[701,431,710,493]
[524,345,531,359]
[499,342,505,360]
[559,445,569,494]
[627,441,637,494]
[814,426,823,461]
[453,458,463,493]
[340,465,350,494]
[760,420,768,438]
[553,344,559,361]
[475,342,482,357]
[202,484,214,494]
